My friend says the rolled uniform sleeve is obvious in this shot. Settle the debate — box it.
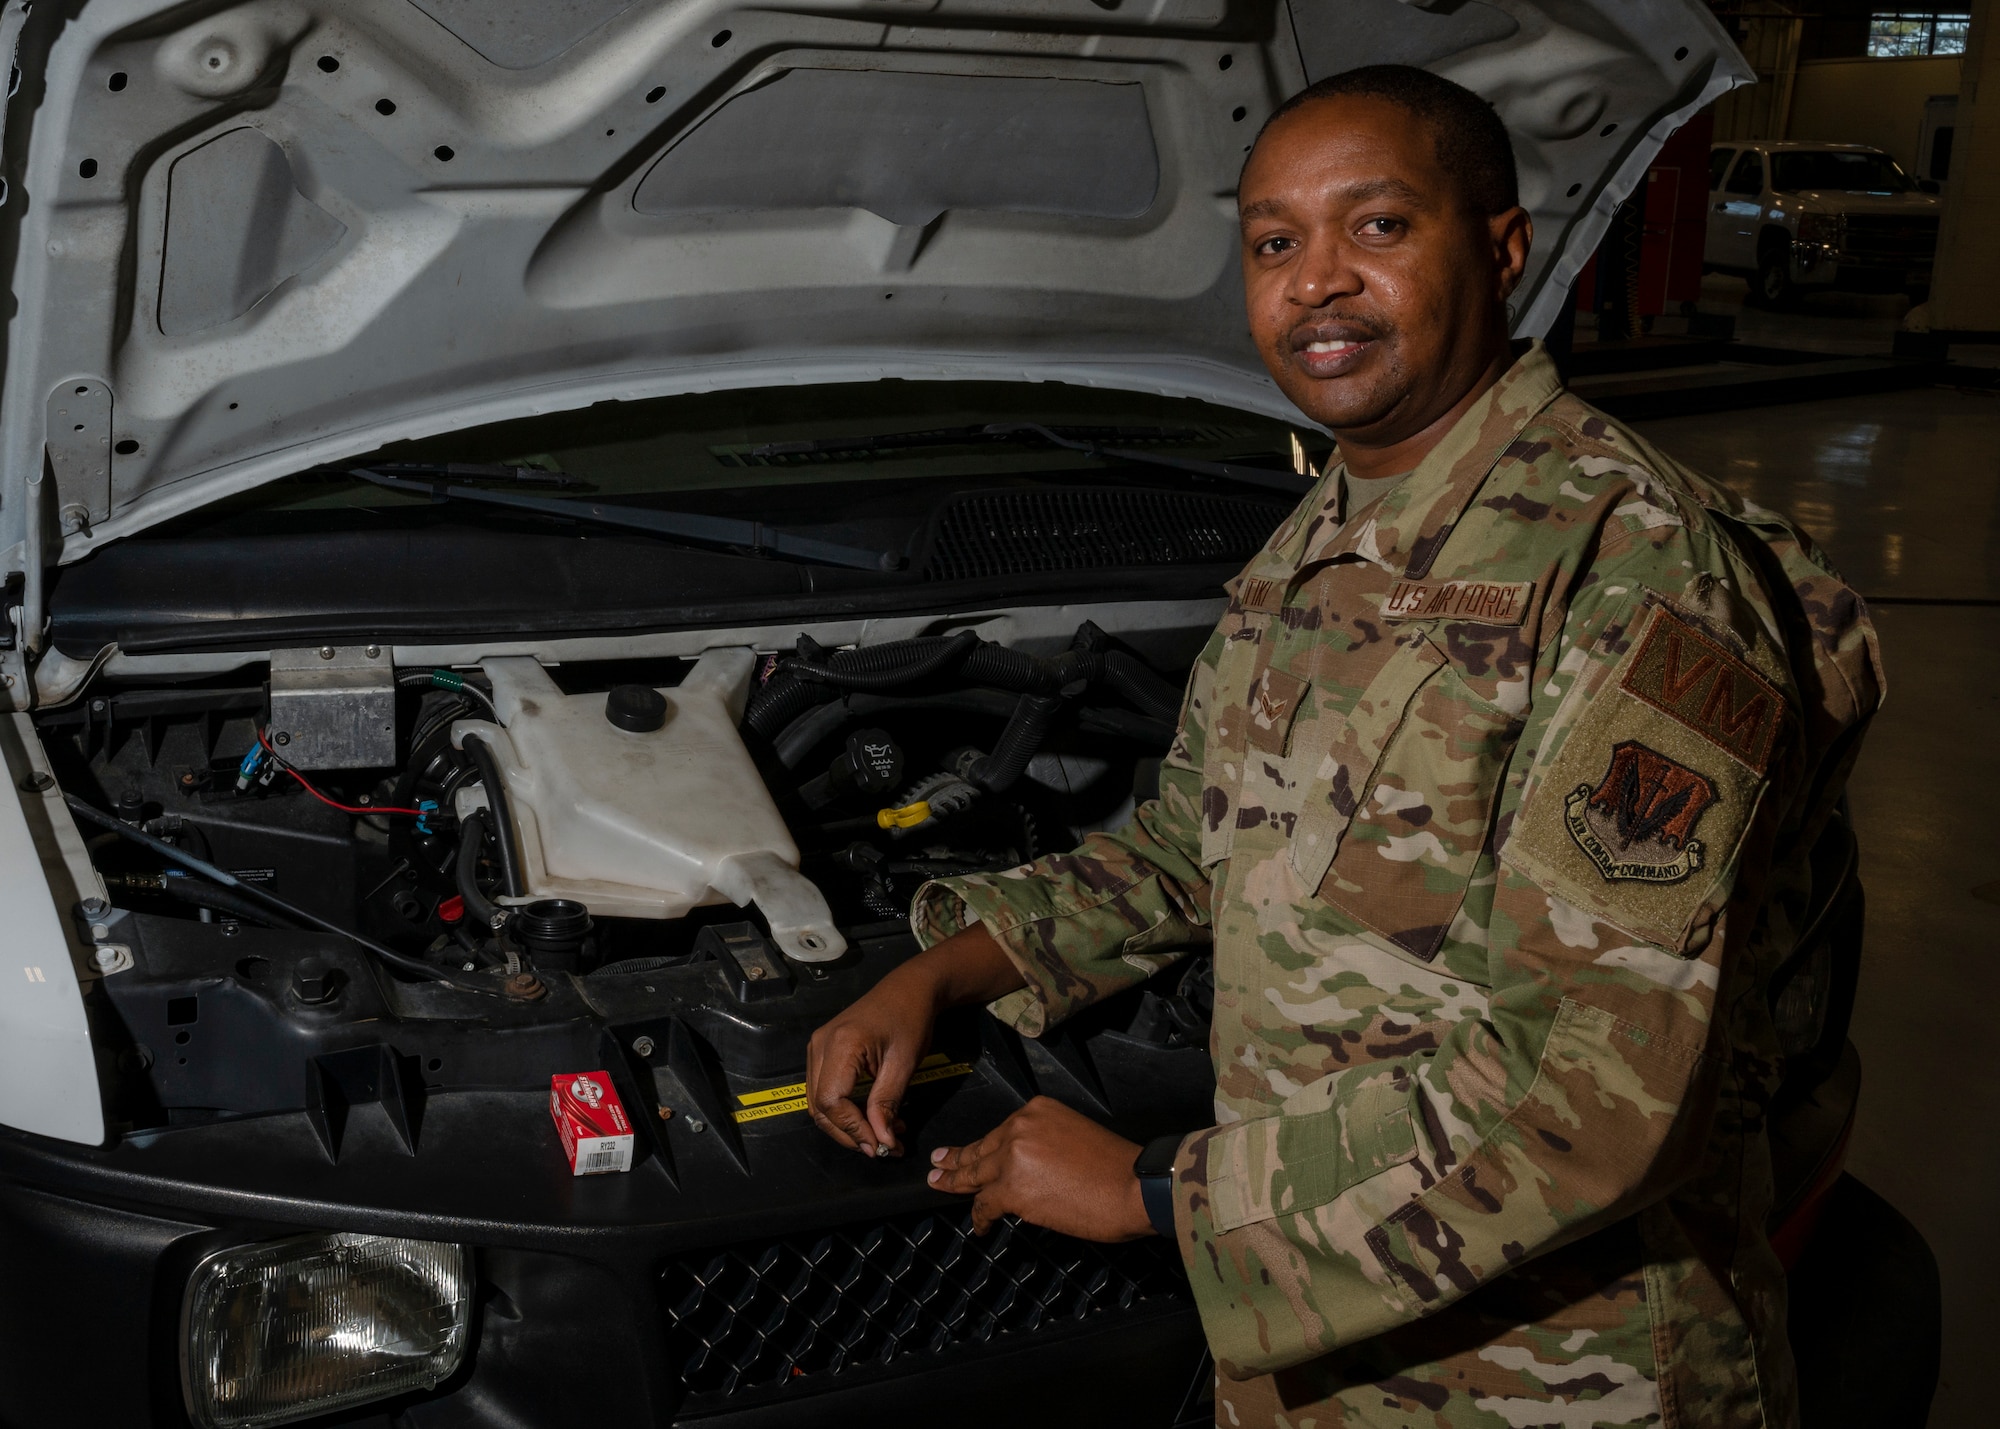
[1169,530,1823,1378]
[910,627,1221,1038]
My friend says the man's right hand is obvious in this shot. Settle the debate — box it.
[806,923,1026,1158]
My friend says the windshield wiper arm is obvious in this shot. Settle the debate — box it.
[747,423,1201,460]
[746,423,1312,496]
[370,461,591,491]
[980,423,1312,496]
[345,468,904,572]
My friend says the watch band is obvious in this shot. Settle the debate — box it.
[1132,1134,1184,1240]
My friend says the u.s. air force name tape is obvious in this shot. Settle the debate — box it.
[731,1052,975,1124]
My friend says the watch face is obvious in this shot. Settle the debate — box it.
[1135,1135,1183,1178]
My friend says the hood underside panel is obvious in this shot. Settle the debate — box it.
[1,0,1747,559]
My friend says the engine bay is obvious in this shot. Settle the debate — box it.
[38,622,1219,1155]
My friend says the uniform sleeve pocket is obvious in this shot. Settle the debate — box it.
[1207,1076,1418,1233]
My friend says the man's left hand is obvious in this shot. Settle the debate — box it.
[928,1095,1156,1241]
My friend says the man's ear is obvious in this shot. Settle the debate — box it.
[1490,206,1533,301]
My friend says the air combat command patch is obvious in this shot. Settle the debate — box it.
[1565,741,1717,883]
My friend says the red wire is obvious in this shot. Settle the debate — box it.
[257,730,427,817]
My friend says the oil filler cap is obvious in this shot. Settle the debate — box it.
[605,684,667,733]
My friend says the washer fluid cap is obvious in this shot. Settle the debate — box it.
[606,684,667,733]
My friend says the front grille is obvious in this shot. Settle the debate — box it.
[660,1207,1192,1403]
[1841,214,1938,263]
[923,487,1290,582]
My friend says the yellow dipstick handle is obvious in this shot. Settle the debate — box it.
[876,801,931,830]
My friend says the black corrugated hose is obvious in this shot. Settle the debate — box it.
[741,626,1182,742]
[959,691,1068,793]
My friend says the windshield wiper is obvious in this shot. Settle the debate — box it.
[980,423,1311,495]
[343,467,904,572]
[748,423,1311,496]
[371,461,591,491]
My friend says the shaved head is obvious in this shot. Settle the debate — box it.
[1250,65,1519,220]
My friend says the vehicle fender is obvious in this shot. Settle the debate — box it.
[0,712,104,1145]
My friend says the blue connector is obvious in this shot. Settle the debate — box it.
[416,799,439,836]
[234,743,266,793]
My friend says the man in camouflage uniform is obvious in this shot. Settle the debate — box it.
[807,65,1882,1427]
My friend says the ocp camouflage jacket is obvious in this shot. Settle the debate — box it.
[912,343,1884,1428]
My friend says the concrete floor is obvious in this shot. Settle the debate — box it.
[1633,384,2000,1429]
[1583,274,2000,369]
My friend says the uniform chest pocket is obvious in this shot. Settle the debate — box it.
[1199,608,1310,867]
[1312,657,1523,962]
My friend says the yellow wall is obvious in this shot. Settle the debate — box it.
[1788,55,1962,167]
[1933,0,1999,330]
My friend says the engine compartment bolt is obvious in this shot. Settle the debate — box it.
[318,646,335,660]
[292,955,338,1003]
[745,964,766,980]
[18,770,54,793]
[632,1035,656,1057]
[657,1106,674,1121]
[77,897,109,919]
[364,645,381,659]
[274,730,290,746]
[685,1116,706,1134]
[503,971,546,1001]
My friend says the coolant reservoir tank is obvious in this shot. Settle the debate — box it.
[450,650,845,963]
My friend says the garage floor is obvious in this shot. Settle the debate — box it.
[1632,382,2000,1429]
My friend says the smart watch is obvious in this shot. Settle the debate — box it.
[1132,1135,1184,1239]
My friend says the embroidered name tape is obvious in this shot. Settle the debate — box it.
[1233,576,1287,613]
[1619,605,1781,773]
[1381,579,1534,626]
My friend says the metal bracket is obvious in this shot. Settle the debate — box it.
[45,379,113,534]
[269,645,396,770]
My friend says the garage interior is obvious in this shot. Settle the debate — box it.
[1555,2,1998,1421]
[0,0,1992,1423]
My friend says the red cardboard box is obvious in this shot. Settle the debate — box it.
[550,1071,634,1176]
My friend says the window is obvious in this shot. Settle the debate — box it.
[1709,147,1737,191]
[1725,149,1764,196]
[1867,12,1970,56]
[1772,149,1913,193]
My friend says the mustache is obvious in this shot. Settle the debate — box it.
[1286,315,1392,350]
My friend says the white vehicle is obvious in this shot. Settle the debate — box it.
[1705,140,1943,306]
[0,2,1760,1427]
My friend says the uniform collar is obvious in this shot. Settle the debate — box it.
[1290,340,1565,580]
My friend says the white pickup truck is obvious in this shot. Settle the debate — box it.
[1705,140,1944,306]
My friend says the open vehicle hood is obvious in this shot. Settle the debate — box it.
[0,0,1747,586]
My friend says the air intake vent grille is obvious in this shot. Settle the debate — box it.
[660,1207,1191,1403]
[923,488,1290,583]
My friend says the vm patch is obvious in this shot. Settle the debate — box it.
[1619,605,1780,772]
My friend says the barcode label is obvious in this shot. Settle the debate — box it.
[571,1133,633,1176]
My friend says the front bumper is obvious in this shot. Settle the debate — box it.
[1791,241,1934,292]
[0,1120,1209,1429]
[0,988,1214,1429]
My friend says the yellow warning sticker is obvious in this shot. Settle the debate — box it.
[731,1053,975,1125]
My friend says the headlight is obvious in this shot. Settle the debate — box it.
[181,1232,473,1429]
[1797,212,1844,248]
